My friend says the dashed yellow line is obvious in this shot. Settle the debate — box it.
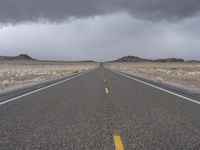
[113,135,124,150]
[105,87,109,94]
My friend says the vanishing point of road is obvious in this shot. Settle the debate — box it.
[1,67,200,150]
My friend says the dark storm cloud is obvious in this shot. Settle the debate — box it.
[0,0,200,24]
[1,13,200,61]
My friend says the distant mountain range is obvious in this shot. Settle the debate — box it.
[115,56,186,62]
[0,54,199,62]
[0,54,35,60]
[0,54,95,62]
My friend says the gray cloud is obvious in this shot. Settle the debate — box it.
[0,0,200,24]
[0,13,200,61]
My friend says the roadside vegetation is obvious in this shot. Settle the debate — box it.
[106,62,200,91]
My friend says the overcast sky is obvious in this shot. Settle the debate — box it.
[0,0,200,61]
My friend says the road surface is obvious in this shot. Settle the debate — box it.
[0,67,200,150]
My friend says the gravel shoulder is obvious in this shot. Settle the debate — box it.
[105,62,200,96]
[0,60,98,96]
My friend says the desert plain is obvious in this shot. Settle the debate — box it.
[1,60,200,95]
[106,62,200,92]
[0,60,97,94]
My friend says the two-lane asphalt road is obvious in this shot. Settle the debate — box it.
[0,67,200,149]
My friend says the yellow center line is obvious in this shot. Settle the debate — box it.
[113,135,124,150]
[105,87,109,94]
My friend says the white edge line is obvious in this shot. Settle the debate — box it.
[0,70,92,106]
[112,70,200,105]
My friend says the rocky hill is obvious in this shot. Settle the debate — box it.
[116,56,150,62]
[0,54,35,60]
[116,56,185,62]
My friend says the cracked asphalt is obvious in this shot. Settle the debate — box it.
[0,67,200,149]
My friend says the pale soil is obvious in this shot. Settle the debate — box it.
[106,62,200,92]
[0,60,98,93]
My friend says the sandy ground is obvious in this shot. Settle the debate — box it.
[105,62,200,92]
[0,60,98,94]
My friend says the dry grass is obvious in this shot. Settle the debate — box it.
[106,62,200,90]
[0,60,98,88]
